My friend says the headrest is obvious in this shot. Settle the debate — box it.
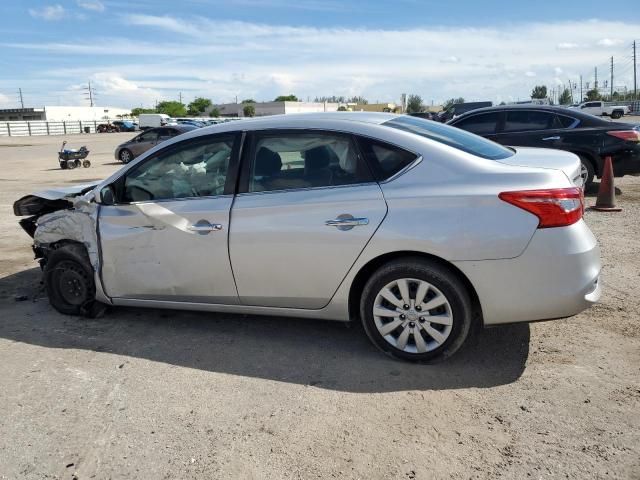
[305,146,331,173]
[255,147,282,176]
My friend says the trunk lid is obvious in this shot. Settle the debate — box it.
[496,147,583,187]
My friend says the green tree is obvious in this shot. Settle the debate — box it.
[315,95,346,103]
[187,97,212,116]
[405,94,423,113]
[274,94,298,102]
[243,104,256,117]
[209,107,221,117]
[131,107,156,116]
[241,99,256,104]
[443,97,465,110]
[347,96,368,104]
[585,89,602,101]
[558,88,572,105]
[531,85,548,99]
[156,101,187,117]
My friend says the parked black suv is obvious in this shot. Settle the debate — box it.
[448,105,640,185]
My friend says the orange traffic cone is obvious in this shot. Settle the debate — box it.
[590,156,622,212]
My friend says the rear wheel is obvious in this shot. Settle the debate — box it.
[578,155,595,187]
[119,148,133,163]
[44,244,97,316]
[360,258,473,362]
[611,110,622,119]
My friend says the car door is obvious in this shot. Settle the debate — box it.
[581,102,601,116]
[493,110,559,147]
[98,133,241,303]
[130,129,160,157]
[449,112,502,141]
[229,130,388,309]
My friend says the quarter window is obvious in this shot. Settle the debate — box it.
[503,111,554,132]
[452,112,500,135]
[248,132,373,192]
[357,137,417,181]
[123,136,235,202]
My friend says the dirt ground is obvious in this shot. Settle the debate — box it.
[0,132,639,480]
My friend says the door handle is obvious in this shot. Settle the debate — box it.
[542,136,561,141]
[325,216,369,230]
[188,221,223,234]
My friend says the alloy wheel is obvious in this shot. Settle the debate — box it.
[373,278,453,354]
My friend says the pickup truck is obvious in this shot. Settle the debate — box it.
[571,101,629,119]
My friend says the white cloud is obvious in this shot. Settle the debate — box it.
[77,0,105,12]
[0,93,11,106]
[596,38,622,46]
[28,4,65,21]
[7,17,640,106]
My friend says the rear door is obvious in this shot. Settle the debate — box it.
[229,130,388,309]
[493,110,561,147]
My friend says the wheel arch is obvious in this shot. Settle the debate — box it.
[347,250,483,325]
[569,150,601,176]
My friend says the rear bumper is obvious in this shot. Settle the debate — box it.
[453,220,601,325]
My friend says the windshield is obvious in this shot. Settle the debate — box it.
[383,116,514,160]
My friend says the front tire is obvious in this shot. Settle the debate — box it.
[44,244,97,316]
[119,148,133,163]
[360,258,473,362]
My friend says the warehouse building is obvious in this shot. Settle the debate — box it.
[0,106,131,122]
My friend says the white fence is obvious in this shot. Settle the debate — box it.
[0,119,124,137]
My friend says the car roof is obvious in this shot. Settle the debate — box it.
[449,104,611,127]
[225,112,402,127]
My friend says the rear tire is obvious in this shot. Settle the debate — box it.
[360,258,473,362]
[44,244,98,316]
[578,155,595,187]
[611,110,622,119]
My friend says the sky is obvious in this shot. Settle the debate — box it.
[0,0,639,109]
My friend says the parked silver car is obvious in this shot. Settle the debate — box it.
[14,113,601,361]
[114,125,196,163]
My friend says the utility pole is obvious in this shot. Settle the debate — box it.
[633,40,637,100]
[18,88,24,108]
[610,56,614,99]
[580,74,583,102]
[594,67,598,94]
[179,92,183,104]
[84,80,95,107]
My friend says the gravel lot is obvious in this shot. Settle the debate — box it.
[0,132,638,479]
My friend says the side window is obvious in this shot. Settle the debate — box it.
[138,130,159,142]
[248,132,372,192]
[553,115,578,129]
[453,113,500,135]
[122,136,235,202]
[357,137,417,181]
[503,111,554,132]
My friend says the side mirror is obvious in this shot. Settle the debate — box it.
[98,185,116,206]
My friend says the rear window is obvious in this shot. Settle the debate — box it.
[383,116,513,160]
[452,112,499,135]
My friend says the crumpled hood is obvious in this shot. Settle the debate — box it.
[496,147,583,187]
[14,182,98,216]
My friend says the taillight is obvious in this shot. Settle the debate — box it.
[499,187,584,228]
[606,130,640,142]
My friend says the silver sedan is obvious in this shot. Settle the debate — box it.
[14,113,601,362]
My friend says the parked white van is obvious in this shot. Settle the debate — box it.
[138,114,175,130]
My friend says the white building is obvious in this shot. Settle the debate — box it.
[0,106,131,122]
[205,101,341,117]
[43,106,131,121]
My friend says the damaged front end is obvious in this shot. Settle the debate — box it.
[13,183,100,268]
